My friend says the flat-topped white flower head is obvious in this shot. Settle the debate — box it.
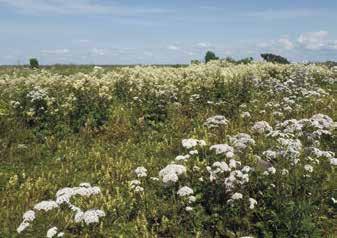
[134,166,148,178]
[210,144,234,158]
[34,201,59,211]
[177,186,194,197]
[46,226,58,238]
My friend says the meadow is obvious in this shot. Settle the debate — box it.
[0,61,336,237]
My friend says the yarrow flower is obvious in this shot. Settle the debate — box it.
[34,201,59,211]
[231,192,243,200]
[134,166,147,178]
[210,144,234,158]
[304,164,314,173]
[252,121,273,134]
[204,115,229,128]
[159,164,186,184]
[182,139,206,149]
[177,186,194,197]
[46,227,58,238]
[75,209,106,225]
[248,198,257,209]
[330,158,337,166]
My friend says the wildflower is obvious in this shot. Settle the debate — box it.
[175,154,190,161]
[22,210,35,222]
[304,164,314,173]
[134,166,147,178]
[267,167,276,174]
[75,209,106,225]
[182,139,206,149]
[330,158,337,166]
[34,201,59,211]
[17,221,30,234]
[204,115,229,128]
[281,169,289,175]
[185,206,193,212]
[228,133,255,151]
[210,144,234,158]
[231,192,243,200]
[188,196,196,203]
[248,198,257,209]
[332,198,337,204]
[240,112,251,119]
[252,121,273,134]
[177,186,194,197]
[46,227,58,238]
[159,164,186,184]
[229,159,241,169]
[189,150,198,155]
[134,186,144,193]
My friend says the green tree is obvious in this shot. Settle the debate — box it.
[205,51,219,63]
[261,53,290,64]
[29,58,39,68]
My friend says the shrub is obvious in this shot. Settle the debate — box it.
[261,53,290,64]
[29,58,39,68]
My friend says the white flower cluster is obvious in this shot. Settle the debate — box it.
[252,121,273,134]
[210,144,234,158]
[228,133,255,151]
[46,226,64,238]
[17,183,104,235]
[181,138,206,149]
[204,115,229,128]
[159,164,187,184]
[134,166,147,178]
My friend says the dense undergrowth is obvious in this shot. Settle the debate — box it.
[0,61,336,237]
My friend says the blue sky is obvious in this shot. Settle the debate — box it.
[1,0,337,65]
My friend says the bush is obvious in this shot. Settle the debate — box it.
[205,51,219,63]
[29,58,39,68]
[261,53,290,64]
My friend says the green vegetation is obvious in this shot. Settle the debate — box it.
[0,61,336,237]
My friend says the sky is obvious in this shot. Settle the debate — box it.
[1,0,337,65]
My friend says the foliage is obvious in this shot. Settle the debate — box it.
[29,58,39,69]
[0,61,336,237]
[205,51,219,63]
[261,53,290,64]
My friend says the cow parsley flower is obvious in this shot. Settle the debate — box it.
[177,186,194,197]
[240,112,251,119]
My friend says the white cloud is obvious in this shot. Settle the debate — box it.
[246,9,324,20]
[278,38,294,50]
[41,49,70,55]
[91,48,105,56]
[298,31,329,50]
[168,45,180,51]
[0,0,168,16]
[196,42,211,48]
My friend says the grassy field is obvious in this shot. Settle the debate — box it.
[0,61,336,237]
